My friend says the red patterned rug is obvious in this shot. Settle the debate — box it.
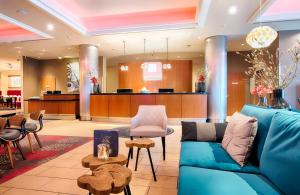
[0,135,92,183]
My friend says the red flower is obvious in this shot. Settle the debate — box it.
[198,75,205,82]
[90,77,97,85]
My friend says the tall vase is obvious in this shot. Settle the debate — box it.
[271,89,289,109]
[195,82,206,93]
[257,96,268,107]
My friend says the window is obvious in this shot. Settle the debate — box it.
[9,76,21,88]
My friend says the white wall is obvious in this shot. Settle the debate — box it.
[279,31,300,110]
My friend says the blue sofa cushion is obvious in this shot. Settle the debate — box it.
[180,142,260,174]
[178,166,281,195]
[260,111,300,195]
[240,105,279,165]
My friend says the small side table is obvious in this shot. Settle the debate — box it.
[125,138,157,181]
[78,163,132,195]
[82,154,127,171]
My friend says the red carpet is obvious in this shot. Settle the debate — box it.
[0,135,92,183]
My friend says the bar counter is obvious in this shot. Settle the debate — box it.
[26,94,79,116]
[90,93,207,119]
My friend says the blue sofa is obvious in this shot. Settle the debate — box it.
[178,105,300,195]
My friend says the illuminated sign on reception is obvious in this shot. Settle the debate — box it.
[142,62,162,81]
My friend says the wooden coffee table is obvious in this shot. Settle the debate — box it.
[82,154,127,171]
[78,163,132,195]
[125,138,157,181]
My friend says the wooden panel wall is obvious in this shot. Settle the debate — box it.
[118,60,192,92]
[90,94,207,118]
[227,73,249,115]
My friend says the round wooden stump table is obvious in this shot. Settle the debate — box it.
[78,164,132,195]
[82,154,127,171]
[125,138,157,181]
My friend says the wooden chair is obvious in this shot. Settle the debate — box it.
[25,110,45,152]
[0,115,27,168]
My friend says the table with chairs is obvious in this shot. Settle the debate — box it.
[0,110,45,169]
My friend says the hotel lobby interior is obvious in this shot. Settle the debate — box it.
[0,0,300,194]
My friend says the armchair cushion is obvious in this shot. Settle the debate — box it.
[0,129,21,141]
[25,123,38,132]
[130,125,166,137]
[180,142,260,174]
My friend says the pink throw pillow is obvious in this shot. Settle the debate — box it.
[222,112,258,166]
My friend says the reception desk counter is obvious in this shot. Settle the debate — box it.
[26,94,79,118]
[90,93,207,119]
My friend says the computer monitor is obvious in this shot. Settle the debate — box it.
[117,89,133,93]
[53,90,61,94]
[158,88,174,93]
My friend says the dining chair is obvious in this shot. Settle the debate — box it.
[25,110,45,152]
[0,115,27,168]
[130,105,168,160]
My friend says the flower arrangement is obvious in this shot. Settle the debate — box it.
[236,41,300,90]
[251,85,273,97]
[90,76,97,85]
[197,67,207,82]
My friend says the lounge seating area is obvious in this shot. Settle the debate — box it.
[178,105,300,194]
[1,0,300,194]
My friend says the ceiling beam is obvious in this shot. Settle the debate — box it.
[195,0,211,27]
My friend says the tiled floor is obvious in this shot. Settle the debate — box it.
[0,120,181,195]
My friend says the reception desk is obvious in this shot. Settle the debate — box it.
[26,94,79,119]
[90,93,207,119]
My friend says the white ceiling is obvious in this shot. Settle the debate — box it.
[0,0,300,65]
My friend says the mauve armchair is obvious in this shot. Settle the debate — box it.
[130,105,168,160]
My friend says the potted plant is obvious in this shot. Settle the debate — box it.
[237,41,300,108]
[195,68,207,93]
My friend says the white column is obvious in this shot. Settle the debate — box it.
[205,36,227,122]
[79,44,99,120]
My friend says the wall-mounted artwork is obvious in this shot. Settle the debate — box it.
[8,75,21,88]
[67,62,80,92]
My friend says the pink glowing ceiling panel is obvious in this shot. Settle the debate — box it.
[261,0,300,21]
[83,7,196,31]
[0,19,42,42]
[33,0,199,34]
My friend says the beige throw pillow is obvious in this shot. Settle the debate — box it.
[222,112,258,166]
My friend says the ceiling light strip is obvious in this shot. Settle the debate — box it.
[29,0,87,35]
[196,0,212,27]
[0,13,53,39]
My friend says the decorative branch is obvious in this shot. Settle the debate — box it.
[236,41,300,90]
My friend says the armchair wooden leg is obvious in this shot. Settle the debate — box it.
[15,141,26,160]
[33,132,42,148]
[4,142,14,168]
[27,134,34,153]
[161,137,166,161]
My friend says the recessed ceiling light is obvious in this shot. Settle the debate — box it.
[16,9,28,16]
[241,43,245,46]
[228,5,237,15]
[47,23,54,31]
[15,46,23,49]
[17,51,21,54]
[38,57,41,59]
[58,57,62,59]
[42,49,46,52]
[177,56,181,58]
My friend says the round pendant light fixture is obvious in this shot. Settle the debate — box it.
[120,40,128,71]
[246,0,277,49]
[141,39,148,69]
[163,38,172,70]
[246,26,277,49]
